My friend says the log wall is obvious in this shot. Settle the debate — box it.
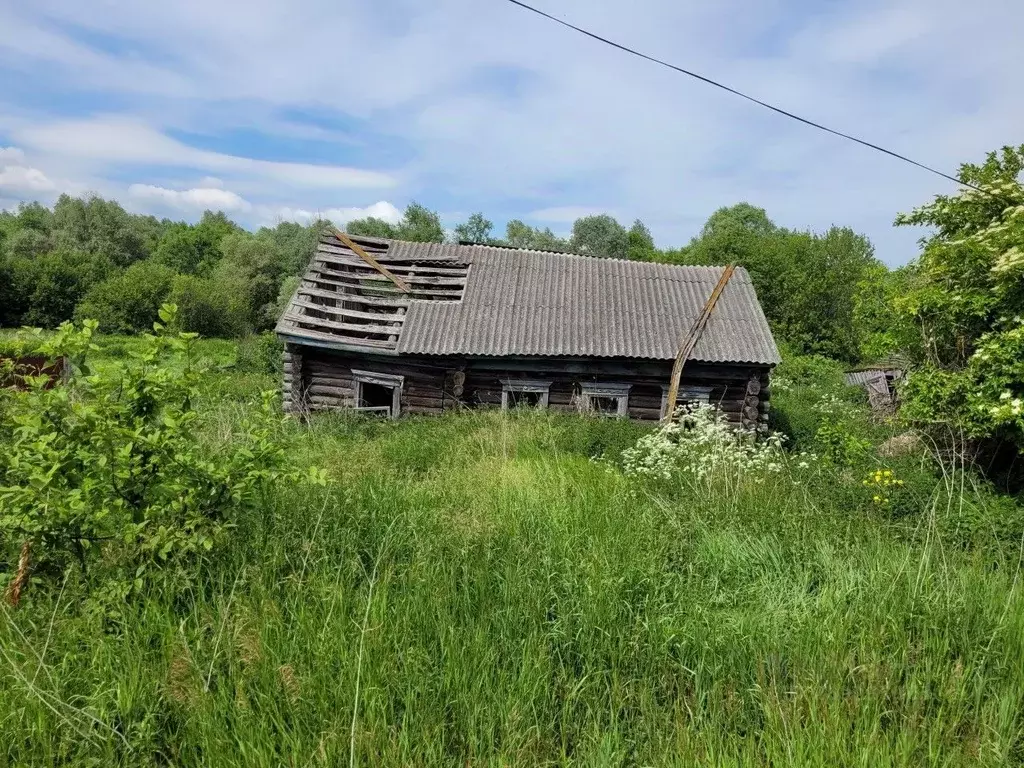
[284,348,773,430]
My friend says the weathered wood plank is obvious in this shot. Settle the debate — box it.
[307,385,352,398]
[318,256,469,276]
[310,265,464,297]
[314,259,467,286]
[290,301,405,333]
[278,325,398,350]
[300,278,410,307]
[295,288,408,321]
[403,395,446,408]
[282,311,400,338]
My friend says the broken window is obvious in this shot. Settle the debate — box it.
[352,369,403,418]
[580,383,631,417]
[501,379,551,410]
[660,385,714,419]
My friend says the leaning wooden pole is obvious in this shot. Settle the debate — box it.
[663,264,736,423]
[332,228,411,294]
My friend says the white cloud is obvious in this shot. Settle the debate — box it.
[128,183,251,212]
[13,116,398,190]
[0,0,1022,263]
[0,146,57,193]
[0,165,55,193]
[270,201,402,227]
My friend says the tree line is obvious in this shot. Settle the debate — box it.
[0,194,903,365]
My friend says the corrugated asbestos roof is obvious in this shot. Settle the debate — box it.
[279,234,781,365]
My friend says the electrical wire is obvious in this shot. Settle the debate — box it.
[503,0,979,192]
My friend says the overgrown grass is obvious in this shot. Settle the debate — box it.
[2,340,1023,766]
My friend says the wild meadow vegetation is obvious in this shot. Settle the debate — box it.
[0,323,1021,766]
[1,145,1023,765]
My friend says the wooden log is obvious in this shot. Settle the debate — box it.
[308,376,354,390]
[758,400,771,413]
[744,395,760,409]
[402,395,446,408]
[746,378,761,396]
[743,405,759,421]
[307,385,352,398]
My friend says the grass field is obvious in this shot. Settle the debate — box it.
[2,336,1023,766]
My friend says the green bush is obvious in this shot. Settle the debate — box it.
[75,260,176,334]
[0,307,323,615]
[769,346,867,450]
[169,274,250,337]
[235,332,284,375]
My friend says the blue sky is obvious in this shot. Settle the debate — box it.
[0,0,1021,265]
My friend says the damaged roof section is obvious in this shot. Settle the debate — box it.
[277,229,781,365]
[276,230,469,351]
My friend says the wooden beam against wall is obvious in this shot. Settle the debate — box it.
[332,228,411,294]
[663,264,736,423]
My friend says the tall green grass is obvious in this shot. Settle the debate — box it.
[2,361,1023,765]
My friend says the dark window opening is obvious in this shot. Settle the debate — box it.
[591,396,621,415]
[359,381,395,415]
[508,390,542,408]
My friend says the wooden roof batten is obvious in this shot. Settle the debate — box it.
[332,228,411,294]
[662,264,736,422]
[276,228,470,353]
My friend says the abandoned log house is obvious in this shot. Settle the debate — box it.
[275,229,781,426]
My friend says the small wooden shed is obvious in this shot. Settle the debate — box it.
[275,230,781,428]
[845,361,906,415]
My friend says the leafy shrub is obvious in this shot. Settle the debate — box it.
[169,274,249,337]
[75,260,176,333]
[0,307,323,613]
[235,332,284,375]
[770,347,870,452]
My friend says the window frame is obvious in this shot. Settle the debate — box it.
[500,378,552,410]
[352,369,404,419]
[660,384,714,419]
[579,382,631,417]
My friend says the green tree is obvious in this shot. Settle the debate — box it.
[454,212,494,244]
[75,261,176,333]
[396,202,445,243]
[0,255,38,327]
[895,144,1024,452]
[570,214,629,258]
[346,217,399,239]
[346,203,444,243]
[217,231,287,331]
[680,204,880,361]
[24,251,110,328]
[154,213,236,275]
[169,274,250,337]
[51,194,150,267]
[627,219,656,261]
[505,220,569,251]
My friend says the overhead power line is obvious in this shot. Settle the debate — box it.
[503,0,974,191]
